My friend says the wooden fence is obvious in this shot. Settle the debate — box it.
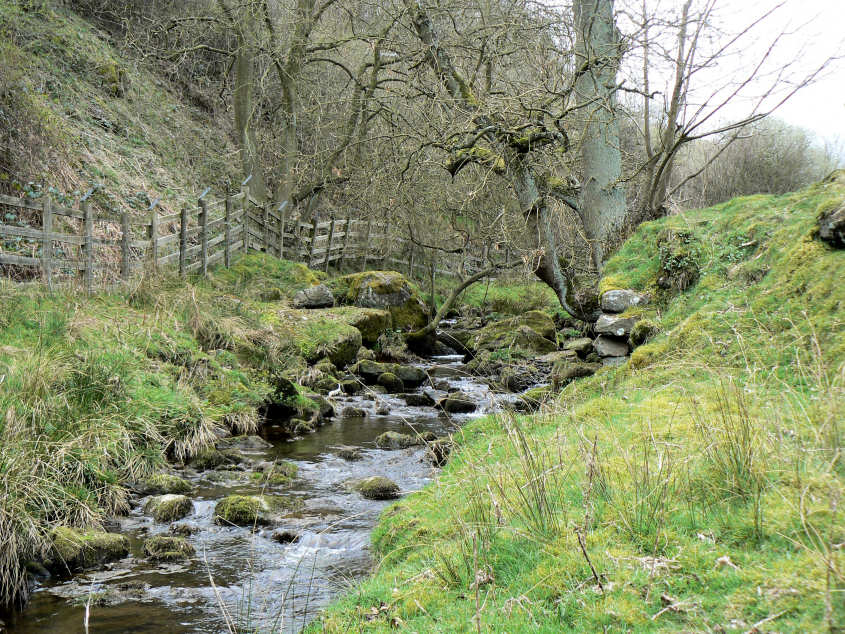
[0,183,498,292]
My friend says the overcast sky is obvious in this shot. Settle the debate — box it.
[616,0,845,158]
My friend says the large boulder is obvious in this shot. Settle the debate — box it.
[317,327,362,368]
[377,372,404,393]
[551,361,602,387]
[48,528,129,573]
[329,271,427,330]
[139,474,193,496]
[595,314,638,338]
[292,284,335,309]
[473,312,557,354]
[375,431,420,449]
[818,203,845,248]
[438,394,477,413]
[346,309,393,346]
[562,337,594,356]
[600,290,649,313]
[351,360,427,388]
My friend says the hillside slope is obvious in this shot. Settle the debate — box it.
[314,173,845,632]
[0,0,235,211]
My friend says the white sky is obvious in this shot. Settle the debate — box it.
[628,0,845,155]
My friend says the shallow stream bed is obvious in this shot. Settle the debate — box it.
[5,356,511,634]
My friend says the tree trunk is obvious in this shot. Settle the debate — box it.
[574,0,627,271]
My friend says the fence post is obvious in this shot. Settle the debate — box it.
[179,206,188,278]
[239,184,249,251]
[263,201,270,252]
[362,219,372,271]
[340,216,351,269]
[278,201,287,260]
[41,194,53,290]
[308,214,319,269]
[120,211,131,282]
[150,205,159,271]
[199,195,209,277]
[82,198,93,295]
[324,216,336,273]
[224,194,232,268]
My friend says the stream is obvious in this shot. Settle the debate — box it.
[5,355,512,633]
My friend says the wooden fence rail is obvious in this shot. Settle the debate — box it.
[0,184,496,292]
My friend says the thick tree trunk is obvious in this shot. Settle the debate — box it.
[233,44,267,201]
[574,0,626,271]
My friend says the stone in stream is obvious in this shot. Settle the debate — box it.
[143,536,195,562]
[438,395,477,413]
[214,495,303,526]
[139,473,193,496]
[340,378,362,395]
[189,448,242,471]
[336,445,364,461]
[375,431,420,450]
[593,335,630,358]
[351,360,427,388]
[270,529,301,544]
[600,289,649,313]
[169,522,200,536]
[375,402,391,416]
[595,314,638,338]
[145,494,193,523]
[47,527,129,573]
[377,372,404,393]
[355,476,401,500]
[292,284,335,309]
[402,392,435,407]
[342,406,367,419]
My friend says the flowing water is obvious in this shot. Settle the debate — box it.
[5,356,511,634]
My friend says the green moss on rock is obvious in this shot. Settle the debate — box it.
[49,527,129,572]
[144,494,193,523]
[142,474,193,496]
[356,476,401,500]
[214,494,303,526]
[143,536,195,562]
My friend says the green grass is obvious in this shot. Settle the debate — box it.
[0,253,375,606]
[311,174,845,632]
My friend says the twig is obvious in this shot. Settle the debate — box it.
[743,610,789,633]
[575,528,603,592]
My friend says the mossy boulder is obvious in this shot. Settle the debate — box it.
[143,536,195,562]
[307,326,362,367]
[342,406,367,419]
[347,309,393,346]
[377,372,404,393]
[355,476,401,500]
[216,435,273,451]
[329,271,427,330]
[140,474,193,496]
[256,461,298,486]
[424,437,454,466]
[214,495,303,526]
[473,312,557,354]
[514,385,553,412]
[351,360,427,388]
[49,527,129,573]
[145,494,193,523]
[375,431,419,450]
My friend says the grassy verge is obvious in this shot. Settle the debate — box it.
[0,253,365,606]
[312,174,845,632]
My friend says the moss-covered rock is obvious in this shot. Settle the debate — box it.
[473,312,558,354]
[438,395,477,413]
[214,495,303,526]
[351,360,427,388]
[141,474,193,496]
[375,431,419,449]
[355,476,401,500]
[424,437,453,466]
[328,271,427,330]
[144,494,193,523]
[49,527,129,573]
[143,536,195,562]
[189,448,232,471]
[514,385,553,412]
[377,372,404,393]
[550,361,602,388]
[257,461,298,486]
[347,309,393,346]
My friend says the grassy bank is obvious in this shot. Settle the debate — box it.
[313,174,845,632]
[0,254,374,606]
